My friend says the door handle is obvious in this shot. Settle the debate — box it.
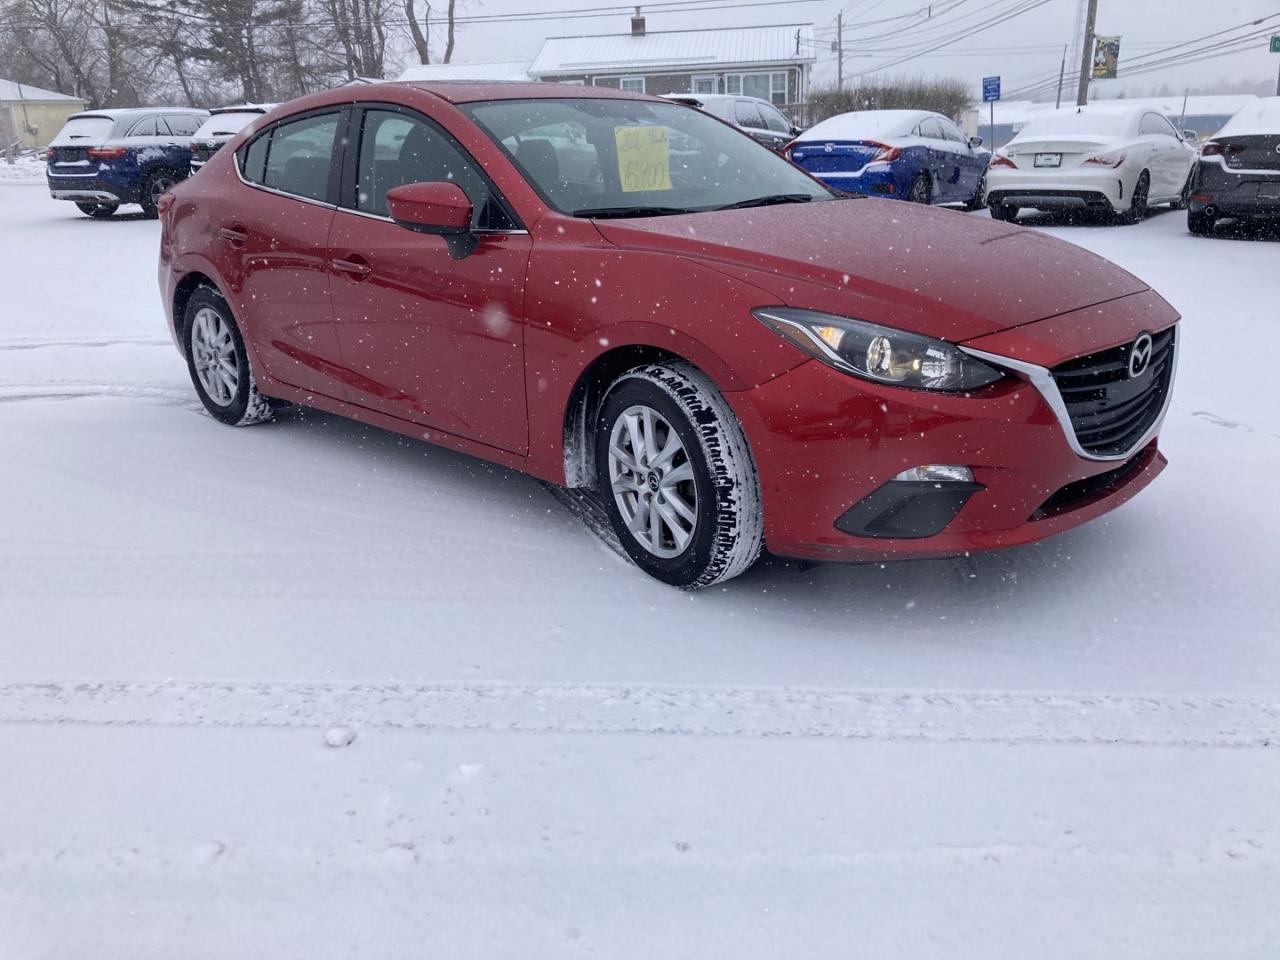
[217,226,248,244]
[330,256,372,280]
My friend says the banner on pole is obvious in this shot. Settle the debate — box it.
[1092,36,1121,79]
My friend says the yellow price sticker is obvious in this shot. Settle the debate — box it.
[614,125,672,193]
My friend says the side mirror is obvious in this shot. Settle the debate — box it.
[968,135,984,148]
[386,181,476,258]
[1181,130,1197,142]
[386,180,472,235]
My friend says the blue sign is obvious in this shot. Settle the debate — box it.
[983,76,1001,102]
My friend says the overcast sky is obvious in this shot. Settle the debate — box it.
[422,0,1280,99]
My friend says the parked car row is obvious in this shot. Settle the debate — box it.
[153,81,1182,588]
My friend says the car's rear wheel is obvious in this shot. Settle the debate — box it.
[964,174,987,211]
[908,173,932,204]
[1170,173,1193,210]
[1188,209,1216,236]
[594,361,763,589]
[989,201,1019,222]
[182,286,275,426]
[75,201,117,219]
[140,170,178,218]
[1117,171,1150,224]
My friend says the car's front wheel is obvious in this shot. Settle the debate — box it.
[182,286,275,426]
[594,361,763,589]
[75,201,117,219]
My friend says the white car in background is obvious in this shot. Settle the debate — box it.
[984,105,1197,223]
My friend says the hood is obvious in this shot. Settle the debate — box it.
[592,198,1149,342]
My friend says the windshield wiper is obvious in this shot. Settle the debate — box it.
[713,194,817,211]
[572,205,697,219]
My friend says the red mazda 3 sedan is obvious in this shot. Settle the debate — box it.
[159,82,1178,588]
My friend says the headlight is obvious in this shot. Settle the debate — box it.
[753,307,1005,392]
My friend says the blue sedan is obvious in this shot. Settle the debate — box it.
[787,109,989,208]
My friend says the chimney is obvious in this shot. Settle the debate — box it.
[631,6,645,36]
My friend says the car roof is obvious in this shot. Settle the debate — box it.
[662,93,775,106]
[68,107,208,120]
[397,79,655,104]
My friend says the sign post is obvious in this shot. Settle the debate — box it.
[982,76,1000,151]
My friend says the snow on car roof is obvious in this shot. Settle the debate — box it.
[797,110,932,142]
[67,107,206,119]
[1216,97,1280,138]
[1012,106,1134,141]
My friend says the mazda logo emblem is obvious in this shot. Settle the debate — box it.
[1128,332,1154,379]
[1274,143,1280,155]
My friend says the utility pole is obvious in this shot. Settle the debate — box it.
[1055,44,1067,108]
[1075,0,1098,107]
[836,12,844,91]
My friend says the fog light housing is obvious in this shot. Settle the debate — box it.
[836,470,985,540]
[893,464,974,483]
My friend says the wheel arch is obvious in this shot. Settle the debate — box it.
[562,343,697,489]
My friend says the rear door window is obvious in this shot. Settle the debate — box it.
[128,117,159,137]
[759,104,791,134]
[919,118,946,140]
[735,101,766,129]
[261,112,339,202]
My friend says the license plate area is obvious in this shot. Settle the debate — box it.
[1034,153,1062,168]
[1259,182,1280,200]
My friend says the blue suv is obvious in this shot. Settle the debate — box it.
[46,108,209,218]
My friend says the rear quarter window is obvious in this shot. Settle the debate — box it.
[238,111,338,202]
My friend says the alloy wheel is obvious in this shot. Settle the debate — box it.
[190,306,240,407]
[150,175,175,205]
[607,404,698,558]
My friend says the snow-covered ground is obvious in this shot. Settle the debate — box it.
[1,183,1277,957]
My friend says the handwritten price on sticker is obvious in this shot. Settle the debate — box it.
[615,125,672,193]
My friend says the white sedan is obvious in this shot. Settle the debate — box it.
[984,105,1197,223]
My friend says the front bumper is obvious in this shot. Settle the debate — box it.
[729,293,1178,562]
[986,166,1127,210]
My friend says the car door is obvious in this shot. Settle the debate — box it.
[226,108,347,399]
[756,102,796,153]
[917,117,951,199]
[937,117,976,200]
[1137,113,1178,197]
[326,104,532,455]
[1149,113,1192,196]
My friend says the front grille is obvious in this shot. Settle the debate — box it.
[1050,328,1175,457]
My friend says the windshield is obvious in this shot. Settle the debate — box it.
[194,112,262,139]
[462,97,832,218]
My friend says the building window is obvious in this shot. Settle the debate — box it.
[692,75,717,95]
[618,76,646,94]
[724,71,789,106]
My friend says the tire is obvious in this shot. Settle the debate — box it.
[964,174,987,211]
[140,169,179,218]
[75,201,117,219]
[1170,173,1192,211]
[182,286,275,426]
[989,201,1019,222]
[594,361,763,589]
[1117,170,1150,224]
[1188,209,1216,236]
[908,173,932,205]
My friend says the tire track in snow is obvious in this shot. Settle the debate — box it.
[0,381,195,405]
[0,335,171,350]
[1,680,1275,748]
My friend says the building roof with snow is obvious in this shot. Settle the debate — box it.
[398,61,533,83]
[0,78,87,104]
[527,23,815,78]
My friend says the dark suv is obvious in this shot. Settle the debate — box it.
[662,93,801,153]
[46,107,208,218]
